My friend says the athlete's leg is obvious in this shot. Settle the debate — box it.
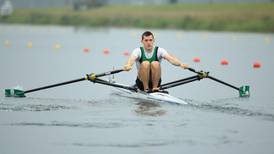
[138,61,151,90]
[150,61,161,89]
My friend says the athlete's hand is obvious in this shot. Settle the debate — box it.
[123,64,132,71]
[180,63,189,69]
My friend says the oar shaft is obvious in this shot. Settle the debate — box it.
[208,76,240,91]
[24,69,124,94]
[188,68,240,92]
[96,69,124,78]
[24,78,86,94]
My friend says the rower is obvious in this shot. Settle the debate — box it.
[123,31,189,93]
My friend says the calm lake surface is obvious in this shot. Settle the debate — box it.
[0,24,274,154]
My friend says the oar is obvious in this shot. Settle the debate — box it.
[187,68,250,97]
[5,69,124,97]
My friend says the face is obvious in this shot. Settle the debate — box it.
[141,35,154,51]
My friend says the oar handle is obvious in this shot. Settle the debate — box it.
[187,68,197,73]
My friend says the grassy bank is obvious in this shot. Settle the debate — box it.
[1,3,274,32]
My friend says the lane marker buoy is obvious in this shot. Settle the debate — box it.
[221,59,229,65]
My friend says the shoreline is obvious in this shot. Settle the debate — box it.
[1,3,274,33]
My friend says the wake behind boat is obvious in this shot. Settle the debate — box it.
[4,68,250,105]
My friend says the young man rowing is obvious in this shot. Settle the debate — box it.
[123,31,189,93]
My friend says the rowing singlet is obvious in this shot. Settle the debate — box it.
[139,46,159,63]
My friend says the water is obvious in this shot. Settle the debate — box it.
[0,24,274,154]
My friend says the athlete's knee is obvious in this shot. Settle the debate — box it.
[140,61,150,69]
[151,61,160,69]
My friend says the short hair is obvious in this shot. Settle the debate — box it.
[141,31,154,40]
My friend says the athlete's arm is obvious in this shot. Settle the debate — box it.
[123,55,138,71]
[163,53,189,69]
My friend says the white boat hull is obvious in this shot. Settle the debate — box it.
[115,88,188,105]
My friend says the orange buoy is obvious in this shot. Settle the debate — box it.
[193,57,200,63]
[123,51,130,57]
[83,48,90,53]
[221,59,229,65]
[103,48,110,55]
[253,61,261,68]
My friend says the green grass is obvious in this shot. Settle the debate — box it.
[1,3,274,32]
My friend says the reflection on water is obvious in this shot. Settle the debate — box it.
[1,95,273,121]
[135,101,167,117]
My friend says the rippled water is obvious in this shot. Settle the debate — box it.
[1,96,274,154]
[1,24,274,154]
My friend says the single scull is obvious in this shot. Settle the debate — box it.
[4,68,250,104]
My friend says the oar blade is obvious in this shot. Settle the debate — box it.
[239,85,250,97]
[5,89,26,97]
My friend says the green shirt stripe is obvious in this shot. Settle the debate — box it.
[139,46,159,63]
